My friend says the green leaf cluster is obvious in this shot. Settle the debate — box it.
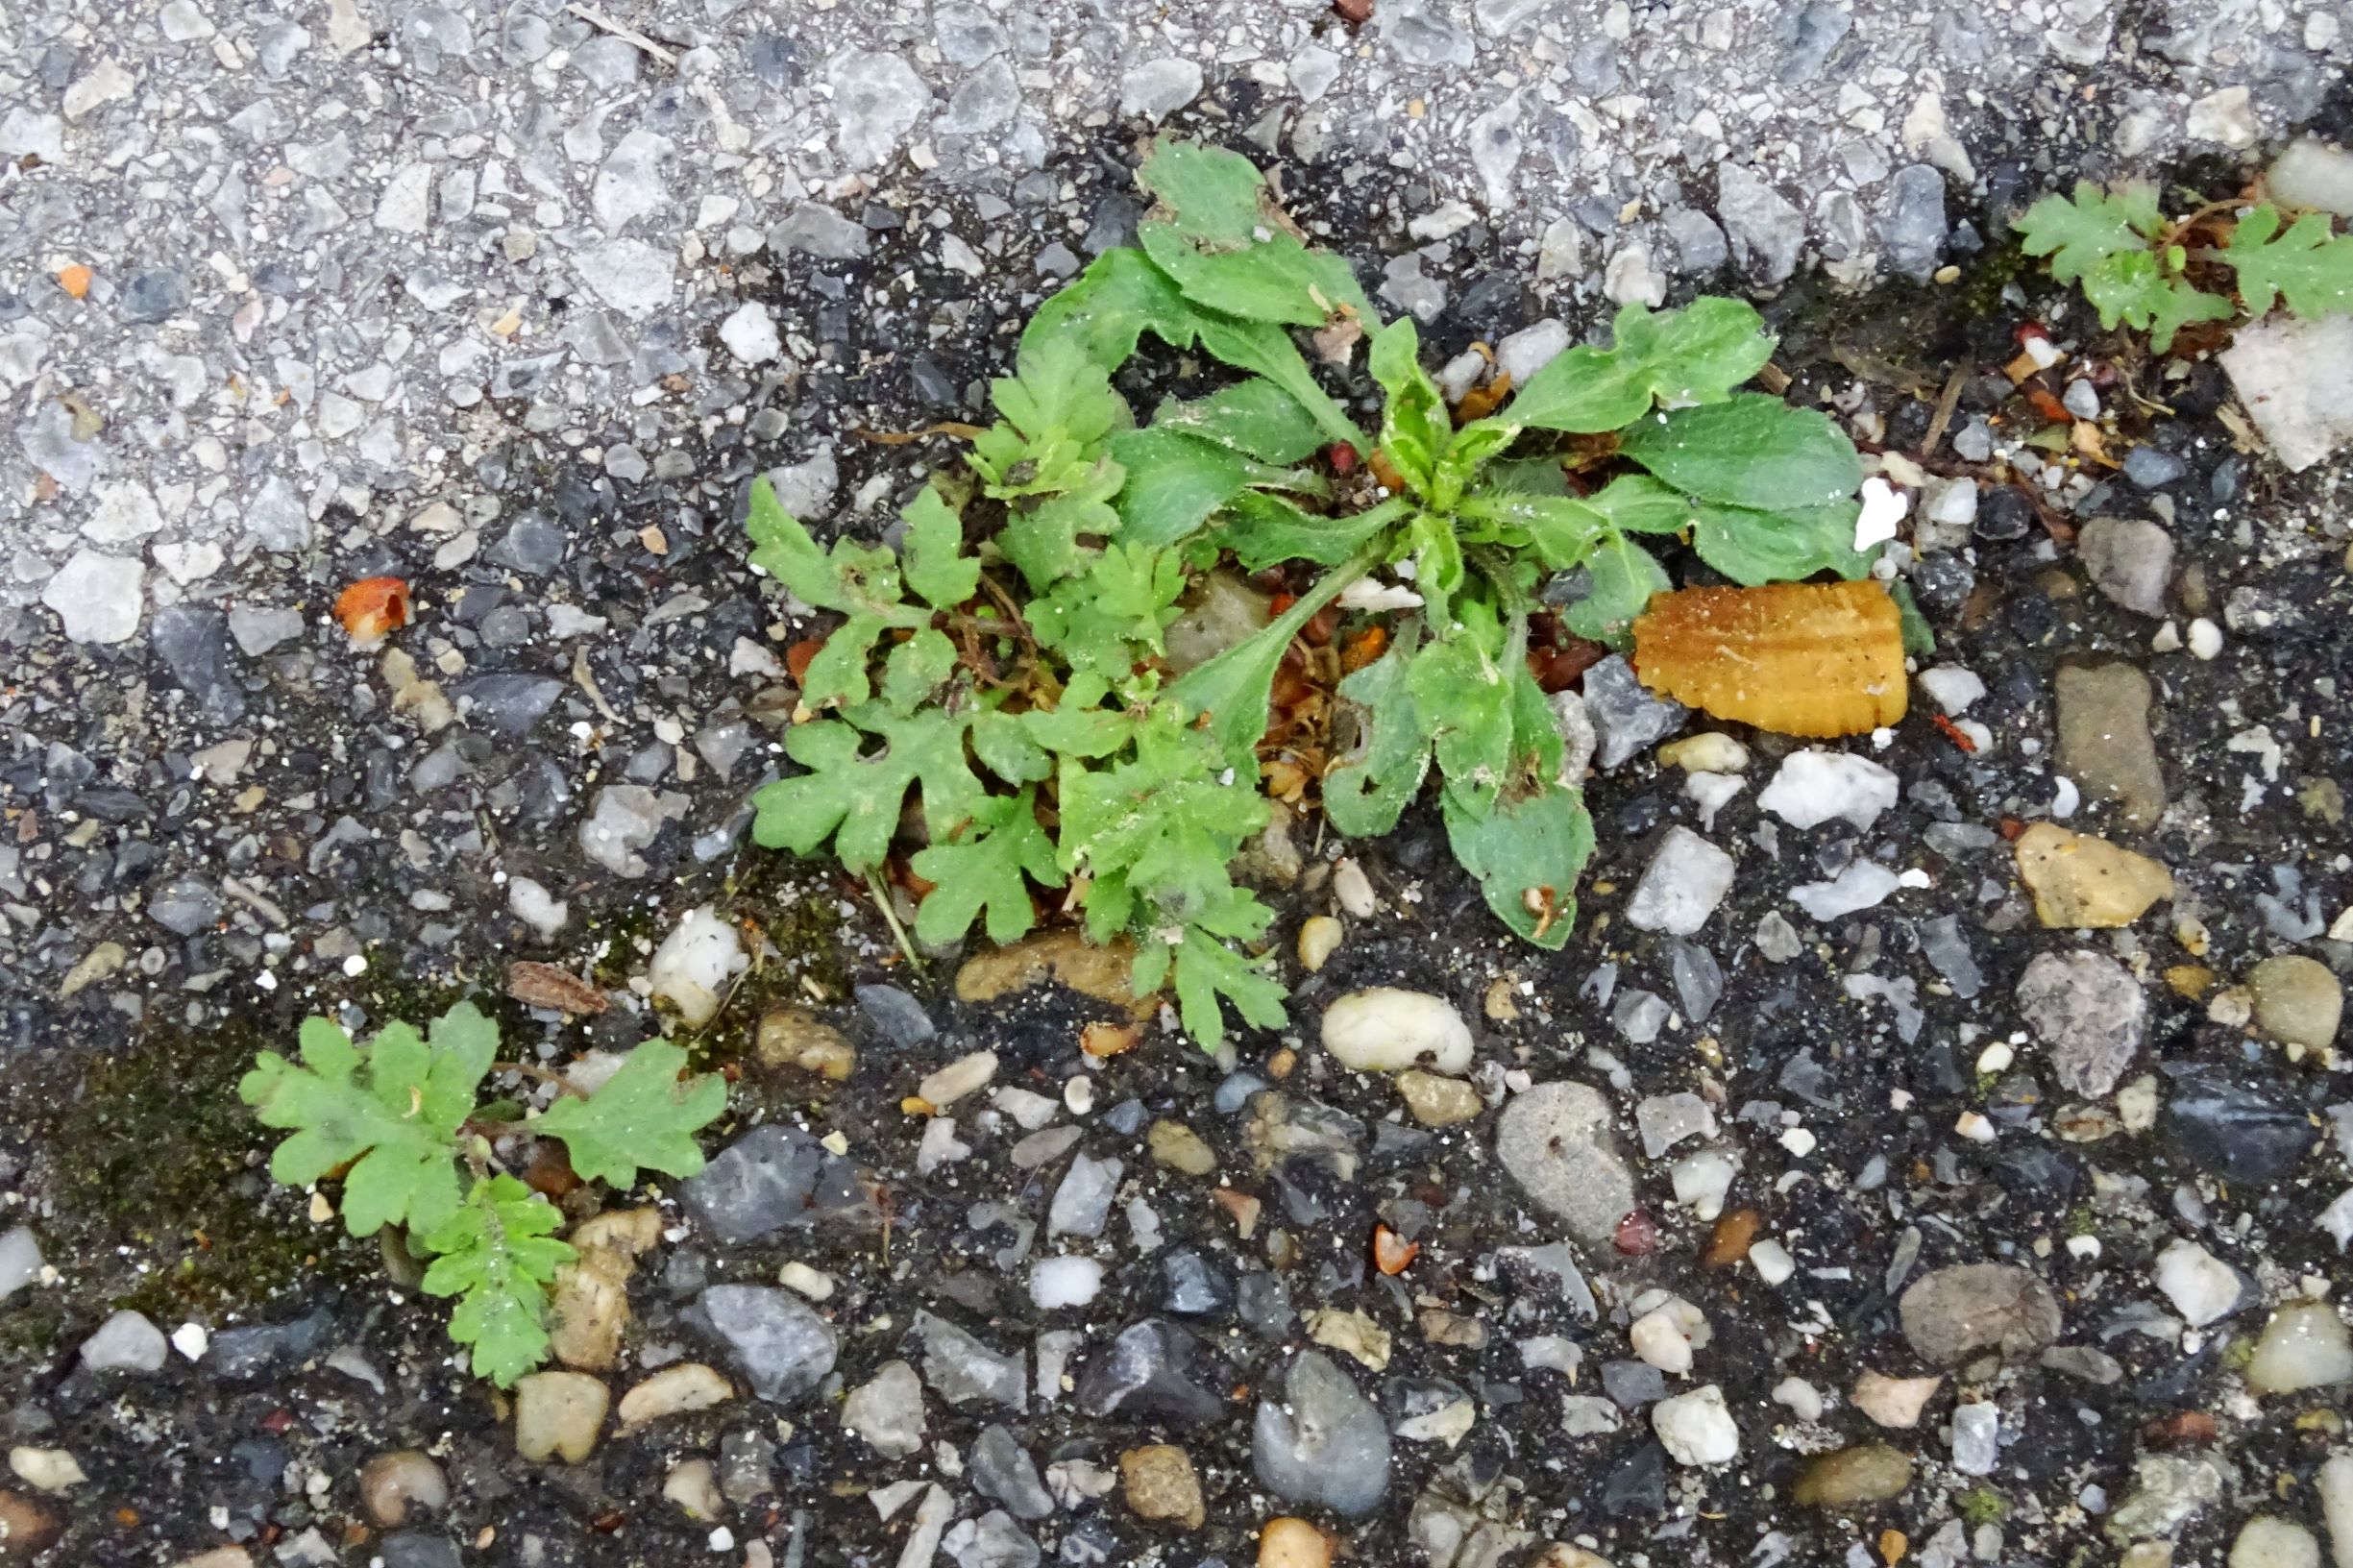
[240,1002,726,1384]
[747,136,1877,1051]
[2019,182,2353,350]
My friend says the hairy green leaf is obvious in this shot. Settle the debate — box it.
[750,703,988,872]
[910,789,1064,944]
[1563,531,1671,648]
[1440,780,1594,950]
[1192,314,1364,451]
[1493,299,1774,433]
[1028,541,1189,676]
[1166,925,1288,1052]
[1149,379,1330,464]
[238,1003,498,1238]
[1322,620,1434,837]
[534,1040,728,1189]
[1109,429,1320,548]
[1136,140,1372,328]
[2017,181,2165,284]
[1215,492,1405,572]
[1021,247,1201,371]
[2077,249,2233,350]
[1409,612,1517,802]
[1166,549,1374,764]
[1618,394,1862,513]
[1369,317,1449,496]
[417,1175,574,1387]
[1686,498,1871,584]
[898,486,982,609]
[1058,719,1269,935]
[2225,204,2353,320]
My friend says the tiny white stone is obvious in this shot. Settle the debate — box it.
[719,302,782,365]
[1954,1110,1997,1143]
[1749,1238,1797,1285]
[918,1050,999,1108]
[1918,666,1986,716]
[1853,477,1908,551]
[1652,1384,1740,1465]
[2153,1237,2241,1327]
[777,1262,835,1301]
[170,1322,208,1360]
[508,877,570,939]
[1333,857,1378,918]
[1029,1257,1105,1310]
[1778,1127,1817,1158]
[1758,750,1900,831]
[2188,618,2223,660]
[647,907,748,1027]
[1771,1376,1824,1421]
[1630,1307,1695,1374]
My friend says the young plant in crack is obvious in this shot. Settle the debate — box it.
[748,137,1877,1049]
[239,1001,726,1384]
[2018,180,2353,350]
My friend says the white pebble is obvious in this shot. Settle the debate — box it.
[1757,750,1900,831]
[1333,857,1378,918]
[1652,1384,1740,1465]
[1748,1238,1797,1286]
[1630,1307,1696,1374]
[1029,1257,1105,1310]
[719,302,782,365]
[2153,1237,2242,1326]
[2188,618,2223,659]
[918,1050,998,1108]
[777,1262,835,1301]
[1918,665,1986,715]
[647,906,747,1026]
[1320,988,1473,1074]
[1771,1377,1824,1421]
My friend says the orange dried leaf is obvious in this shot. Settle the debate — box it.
[56,263,93,299]
[1630,579,1907,738]
[335,576,411,643]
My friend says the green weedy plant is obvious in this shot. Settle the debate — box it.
[748,138,1877,1049]
[239,1001,726,1384]
[2018,181,2353,351]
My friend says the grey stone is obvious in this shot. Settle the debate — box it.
[209,1310,331,1379]
[970,1425,1053,1519]
[769,203,870,262]
[943,1510,1039,1568]
[935,1,1011,65]
[2054,662,2166,828]
[149,876,222,936]
[1899,1263,2063,1366]
[1048,1153,1120,1238]
[1074,1319,1228,1427]
[82,1309,167,1372]
[150,604,246,724]
[578,238,674,316]
[1716,163,1805,285]
[842,1359,926,1457]
[486,514,568,576]
[229,603,305,657]
[42,549,143,644]
[118,267,190,324]
[592,129,670,232]
[2218,315,2353,473]
[828,49,929,170]
[1254,1350,1391,1517]
[1582,654,1686,769]
[691,1285,839,1403]
[1494,1082,1636,1242]
[577,784,689,876]
[2018,949,2146,1097]
[911,1311,1025,1409]
[854,983,934,1044]
[681,1125,869,1244]
[1626,826,1736,936]
[1662,208,1728,275]
[940,58,1019,135]
[1380,0,1477,66]
[2075,516,2173,617]
[1777,1,1852,82]
[1879,164,1949,281]
[455,674,567,739]
[1118,59,1203,121]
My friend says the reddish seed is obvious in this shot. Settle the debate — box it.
[1930,712,1979,752]
[786,637,825,682]
[1328,442,1360,475]
[1614,1209,1659,1255]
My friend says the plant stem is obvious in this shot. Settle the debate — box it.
[866,867,924,972]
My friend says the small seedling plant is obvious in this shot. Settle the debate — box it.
[239,1001,726,1383]
[2018,180,2353,350]
[749,139,1876,1049]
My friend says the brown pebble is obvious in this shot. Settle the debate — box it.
[1119,1445,1204,1531]
[1702,1209,1761,1268]
[1260,1516,1332,1568]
